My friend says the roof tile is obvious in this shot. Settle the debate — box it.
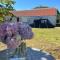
[10,8,57,17]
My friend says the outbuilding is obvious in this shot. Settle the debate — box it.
[5,8,57,28]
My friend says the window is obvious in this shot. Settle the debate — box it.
[41,20,47,23]
[17,17,19,22]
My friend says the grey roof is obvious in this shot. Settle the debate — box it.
[0,47,55,60]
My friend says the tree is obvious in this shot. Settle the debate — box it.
[57,10,60,24]
[0,0,15,22]
[34,5,49,9]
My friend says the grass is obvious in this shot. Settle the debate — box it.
[26,28,60,60]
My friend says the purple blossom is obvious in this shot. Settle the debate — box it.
[0,22,33,49]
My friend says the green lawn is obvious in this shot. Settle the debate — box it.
[26,28,60,60]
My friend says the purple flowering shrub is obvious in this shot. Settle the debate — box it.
[0,22,33,49]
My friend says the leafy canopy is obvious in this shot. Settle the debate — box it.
[0,0,15,22]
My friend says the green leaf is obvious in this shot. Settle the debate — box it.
[0,0,15,22]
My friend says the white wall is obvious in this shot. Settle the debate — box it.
[19,16,57,26]
[5,15,57,26]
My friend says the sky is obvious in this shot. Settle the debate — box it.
[14,0,60,11]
